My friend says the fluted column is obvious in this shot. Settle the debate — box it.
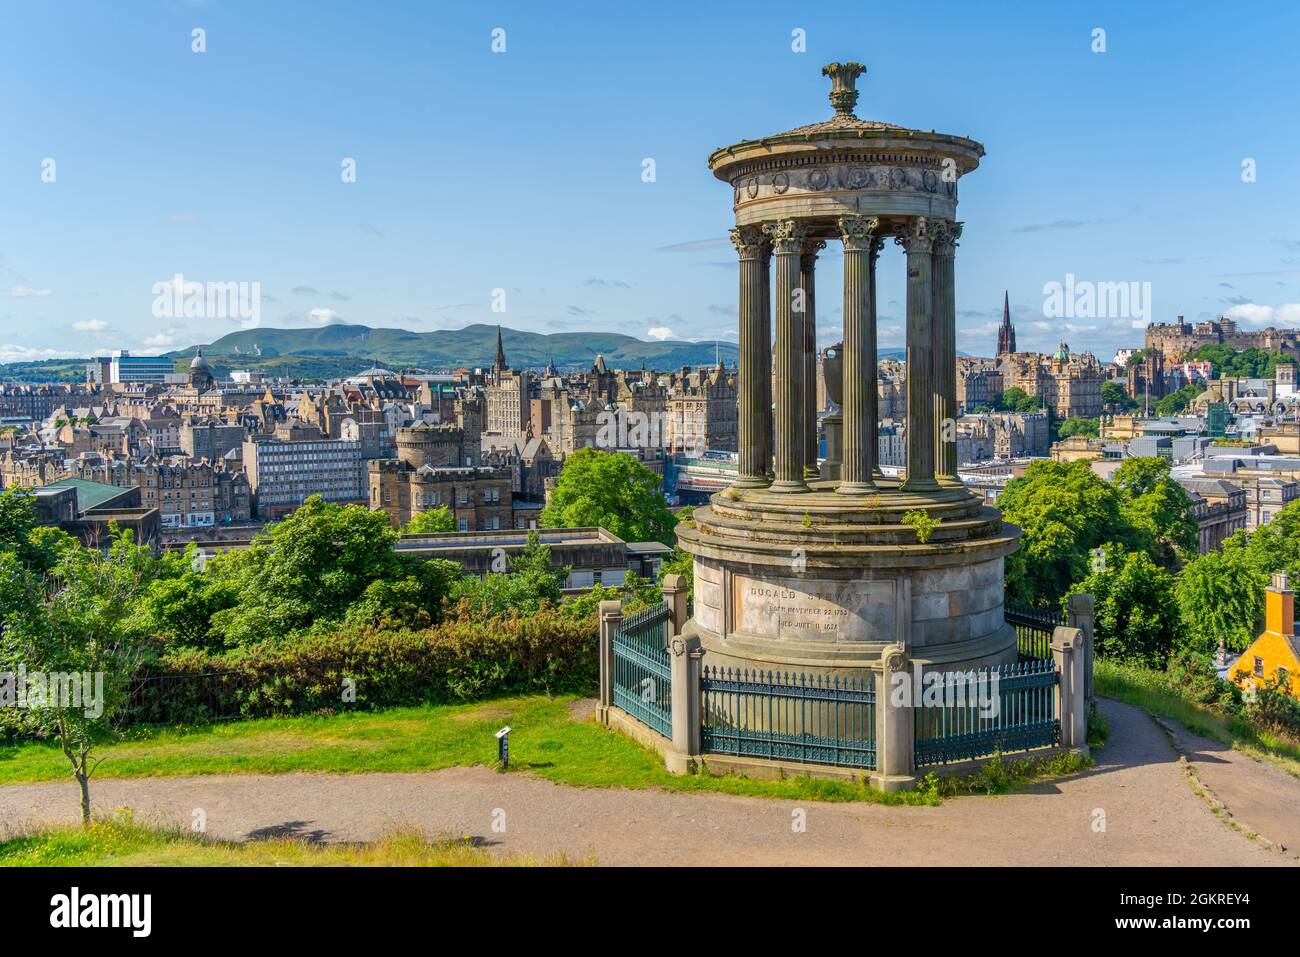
[896,217,940,492]
[765,219,811,492]
[759,240,773,476]
[932,221,962,485]
[731,225,770,488]
[838,215,881,494]
[801,240,826,474]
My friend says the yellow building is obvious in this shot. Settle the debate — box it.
[1232,572,1298,697]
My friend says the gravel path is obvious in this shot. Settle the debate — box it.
[0,698,1294,866]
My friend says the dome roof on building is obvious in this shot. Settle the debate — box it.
[190,348,211,369]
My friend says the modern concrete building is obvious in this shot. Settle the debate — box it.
[242,428,365,519]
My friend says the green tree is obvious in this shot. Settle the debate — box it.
[1174,548,1266,656]
[403,507,455,535]
[540,448,677,546]
[449,530,569,618]
[992,387,1044,414]
[0,531,154,824]
[1154,383,1200,417]
[207,496,453,645]
[1066,544,1180,667]
[997,459,1125,607]
[1185,344,1289,379]
[1110,457,1197,567]
[1100,380,1136,411]
[1237,498,1300,582]
[132,547,238,650]
[1056,417,1099,440]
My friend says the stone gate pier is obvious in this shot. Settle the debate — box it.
[676,62,1022,683]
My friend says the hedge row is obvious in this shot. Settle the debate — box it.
[120,607,598,726]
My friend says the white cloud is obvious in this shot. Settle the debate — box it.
[73,319,109,332]
[646,326,674,340]
[1224,302,1300,327]
[309,307,342,325]
[142,329,179,348]
[3,286,53,297]
[0,344,78,363]
[167,213,200,225]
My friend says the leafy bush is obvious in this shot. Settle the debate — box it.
[1245,676,1300,739]
[118,606,598,726]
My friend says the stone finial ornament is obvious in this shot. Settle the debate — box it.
[821,61,866,117]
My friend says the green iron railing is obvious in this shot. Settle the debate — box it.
[1005,602,1063,661]
[914,658,1059,767]
[700,668,876,770]
[612,601,672,737]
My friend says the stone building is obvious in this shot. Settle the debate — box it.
[956,358,1002,413]
[1176,477,1249,553]
[484,327,531,437]
[667,362,737,455]
[181,416,246,463]
[368,421,514,530]
[68,454,252,529]
[1145,315,1299,361]
[997,343,1104,419]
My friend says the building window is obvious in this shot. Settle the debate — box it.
[1254,656,1265,678]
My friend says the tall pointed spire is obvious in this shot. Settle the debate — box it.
[494,325,507,370]
[996,291,1017,357]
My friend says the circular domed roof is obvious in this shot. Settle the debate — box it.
[190,348,210,369]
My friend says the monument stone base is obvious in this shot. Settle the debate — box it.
[676,479,1022,682]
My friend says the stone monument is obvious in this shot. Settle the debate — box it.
[676,62,1021,682]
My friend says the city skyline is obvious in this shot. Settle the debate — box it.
[5,2,1300,366]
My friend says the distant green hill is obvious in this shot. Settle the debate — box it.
[174,323,739,373]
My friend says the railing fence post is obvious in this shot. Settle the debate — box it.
[1051,625,1086,751]
[665,633,702,774]
[872,643,915,792]
[1067,592,1095,708]
[662,573,688,639]
[597,599,622,726]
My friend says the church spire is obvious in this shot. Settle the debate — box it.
[494,325,507,370]
[996,291,1017,357]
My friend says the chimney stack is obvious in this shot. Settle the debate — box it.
[1265,571,1295,638]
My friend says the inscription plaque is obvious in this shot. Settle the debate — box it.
[731,574,895,642]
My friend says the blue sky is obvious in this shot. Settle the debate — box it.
[3,0,1299,365]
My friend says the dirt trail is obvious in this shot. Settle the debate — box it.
[0,699,1293,865]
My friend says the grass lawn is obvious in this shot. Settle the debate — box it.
[0,694,1088,806]
[1096,659,1300,778]
[0,820,575,867]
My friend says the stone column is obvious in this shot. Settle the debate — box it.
[838,215,881,494]
[873,643,915,792]
[932,221,962,486]
[801,241,826,475]
[662,572,689,637]
[597,599,623,724]
[665,632,703,774]
[759,240,774,476]
[1067,592,1096,708]
[1052,626,1087,751]
[731,226,769,488]
[765,219,811,492]
[896,217,940,492]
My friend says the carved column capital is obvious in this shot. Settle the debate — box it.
[764,219,812,254]
[800,239,827,268]
[894,216,942,254]
[933,220,963,258]
[729,225,767,262]
[837,214,881,252]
